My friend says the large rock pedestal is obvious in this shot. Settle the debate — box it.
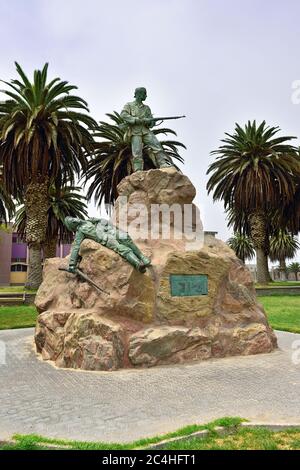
[35,169,277,371]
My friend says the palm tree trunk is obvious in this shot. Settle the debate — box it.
[44,238,57,259]
[279,257,287,281]
[24,177,49,289]
[256,248,271,284]
[27,243,43,289]
[249,210,271,284]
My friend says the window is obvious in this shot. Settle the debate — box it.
[12,234,24,244]
[11,264,27,272]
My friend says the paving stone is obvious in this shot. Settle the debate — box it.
[0,328,299,442]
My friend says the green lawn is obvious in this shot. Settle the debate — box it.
[0,418,243,450]
[163,426,300,450]
[259,295,300,334]
[1,418,300,450]
[0,286,37,293]
[0,306,37,330]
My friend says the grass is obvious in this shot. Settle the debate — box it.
[0,286,37,293]
[259,295,300,334]
[1,419,300,450]
[0,305,37,330]
[0,417,244,450]
[163,426,300,450]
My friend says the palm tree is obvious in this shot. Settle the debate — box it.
[85,112,185,207]
[14,185,88,259]
[0,63,96,288]
[0,183,14,223]
[0,166,14,223]
[207,120,300,283]
[269,230,300,280]
[227,233,255,264]
[287,262,300,280]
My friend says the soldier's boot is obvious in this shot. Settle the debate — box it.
[132,157,143,172]
[123,239,151,267]
[156,151,174,169]
[125,252,147,273]
[138,253,151,267]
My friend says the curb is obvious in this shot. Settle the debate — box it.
[145,426,236,450]
[144,430,210,450]
[240,422,300,431]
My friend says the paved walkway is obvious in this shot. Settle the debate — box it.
[0,328,299,443]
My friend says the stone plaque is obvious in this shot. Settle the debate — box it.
[170,274,208,297]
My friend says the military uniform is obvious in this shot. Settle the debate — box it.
[66,217,151,273]
[121,101,170,171]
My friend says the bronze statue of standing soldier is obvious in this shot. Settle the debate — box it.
[121,87,185,171]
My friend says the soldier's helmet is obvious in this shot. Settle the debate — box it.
[64,216,82,232]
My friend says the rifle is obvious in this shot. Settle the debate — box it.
[145,115,186,126]
[59,267,110,296]
[151,115,186,122]
[119,115,185,130]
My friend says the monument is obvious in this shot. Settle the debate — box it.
[34,89,277,371]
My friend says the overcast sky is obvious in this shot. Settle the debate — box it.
[1,0,300,259]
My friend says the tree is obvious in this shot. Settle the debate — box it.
[207,120,300,283]
[0,182,14,223]
[14,185,88,259]
[227,233,255,263]
[0,63,96,288]
[269,230,300,280]
[287,262,300,280]
[85,112,185,207]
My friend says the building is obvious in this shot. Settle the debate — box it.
[0,225,71,286]
[0,226,12,285]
